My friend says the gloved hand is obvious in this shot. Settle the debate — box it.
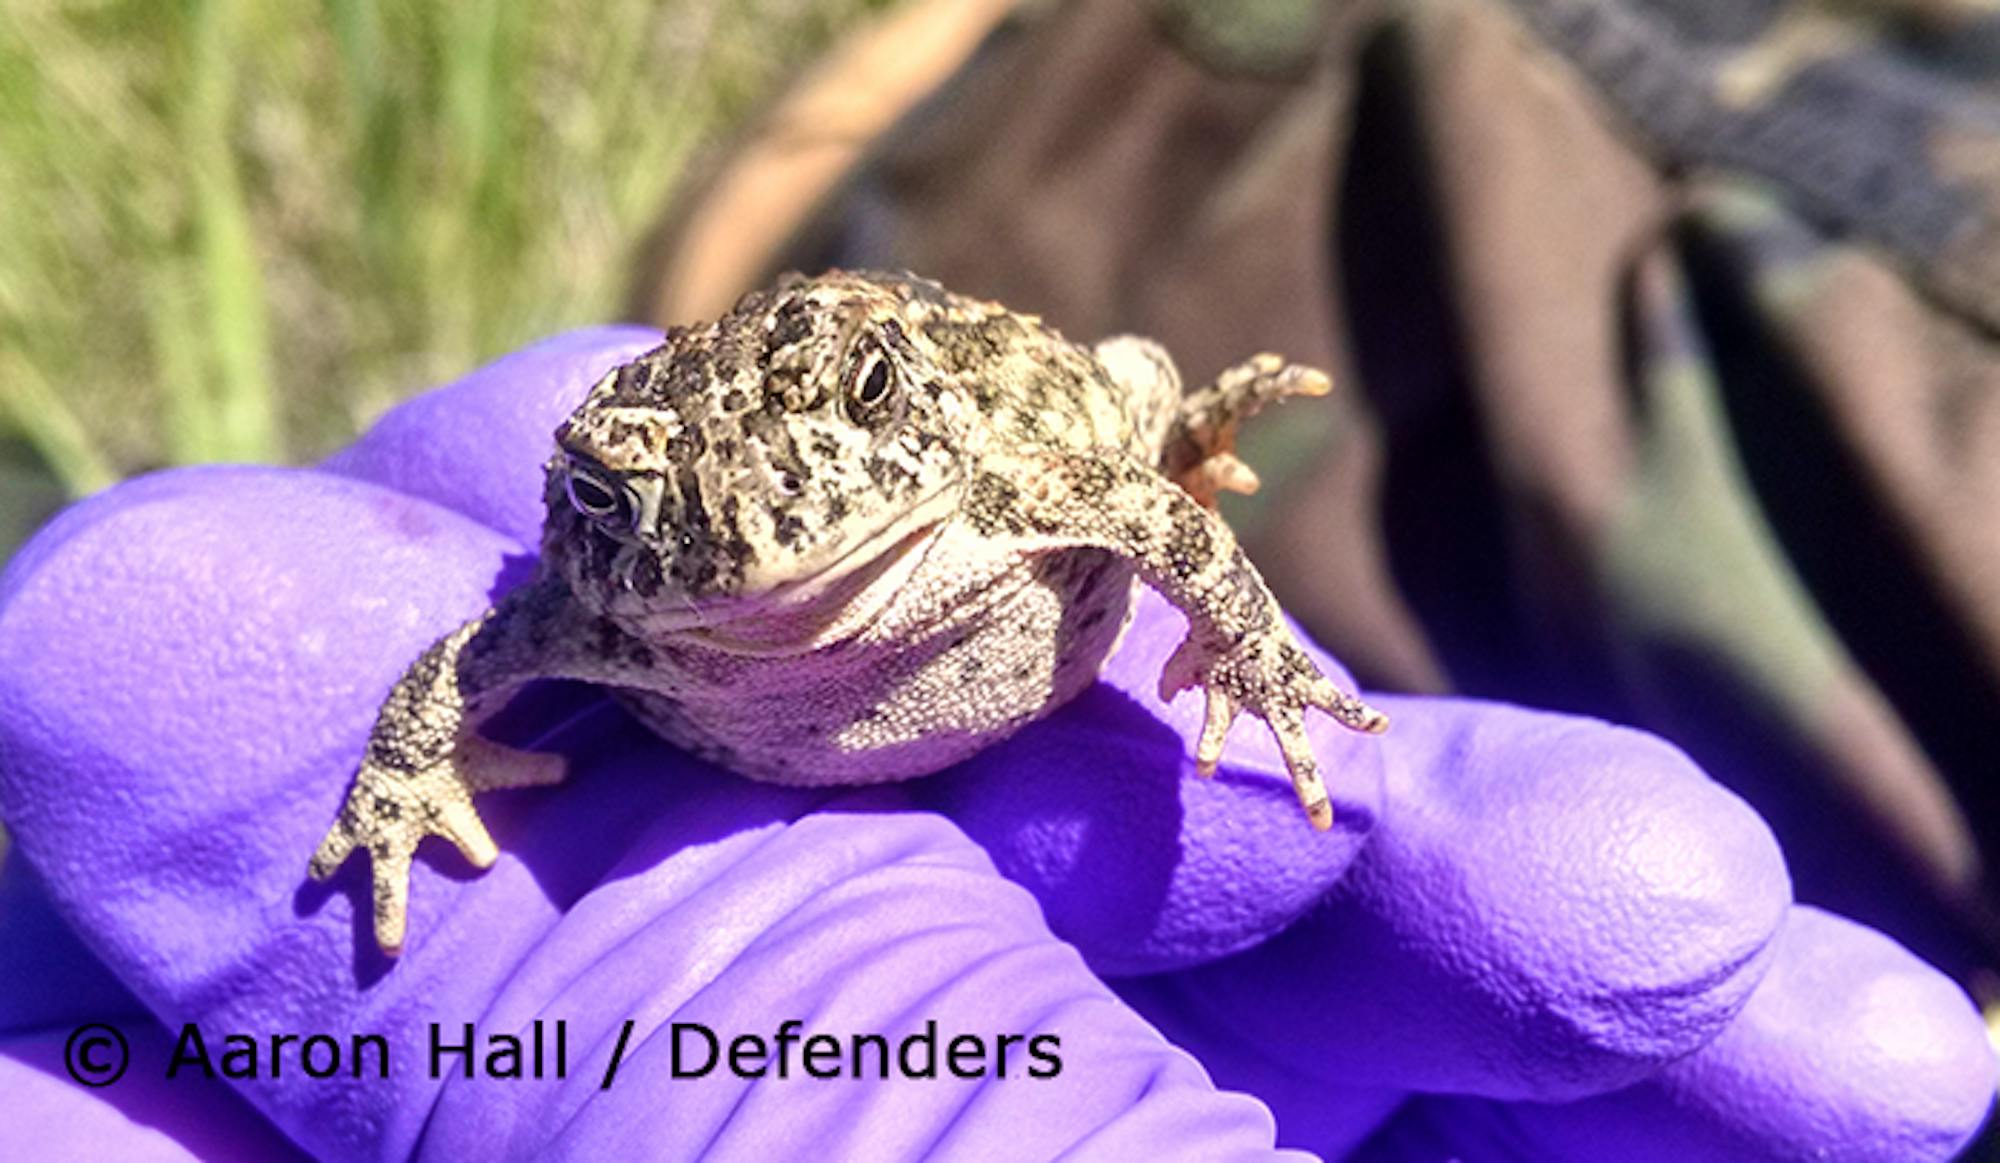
[0,331,1991,1161]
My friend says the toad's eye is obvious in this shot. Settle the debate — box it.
[565,461,633,529]
[843,341,901,424]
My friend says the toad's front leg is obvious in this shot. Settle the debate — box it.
[309,576,618,953]
[967,449,1387,829]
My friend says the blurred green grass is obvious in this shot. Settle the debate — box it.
[0,0,896,549]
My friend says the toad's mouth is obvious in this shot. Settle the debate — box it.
[633,488,960,651]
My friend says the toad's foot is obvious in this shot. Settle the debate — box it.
[1161,631,1388,830]
[309,735,563,953]
[1169,354,1332,508]
[967,445,1386,828]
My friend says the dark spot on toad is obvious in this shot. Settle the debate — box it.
[767,300,813,353]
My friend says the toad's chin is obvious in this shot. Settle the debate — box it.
[623,490,960,651]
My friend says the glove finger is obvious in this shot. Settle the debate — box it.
[1345,907,1997,1163]
[1119,694,1793,1103]
[432,805,1307,1162]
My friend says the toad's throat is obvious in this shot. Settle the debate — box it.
[632,492,958,652]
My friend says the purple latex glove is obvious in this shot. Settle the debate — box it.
[0,331,1992,1161]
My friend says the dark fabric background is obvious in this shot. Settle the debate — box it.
[639,0,2000,1001]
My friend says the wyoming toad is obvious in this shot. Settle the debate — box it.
[310,270,1387,952]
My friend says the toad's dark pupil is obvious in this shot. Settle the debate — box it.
[569,473,620,517]
[857,356,892,404]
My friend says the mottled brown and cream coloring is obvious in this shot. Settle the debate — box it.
[309,270,1386,953]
